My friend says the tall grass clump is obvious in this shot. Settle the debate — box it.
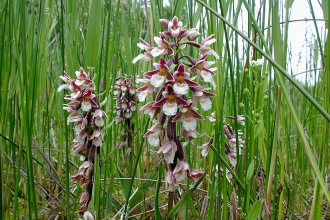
[0,0,329,219]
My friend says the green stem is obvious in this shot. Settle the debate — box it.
[195,0,330,123]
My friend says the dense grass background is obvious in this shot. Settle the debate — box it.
[0,0,329,219]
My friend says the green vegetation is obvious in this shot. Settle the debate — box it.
[0,0,329,219]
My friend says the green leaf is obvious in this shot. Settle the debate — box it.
[103,120,115,131]
[100,97,107,107]
[254,120,263,139]
[85,0,102,67]
[176,43,186,54]
[154,165,164,220]
[247,200,262,220]
[116,166,130,199]
[246,159,255,181]
[322,0,329,22]
[285,0,295,9]
[168,173,206,218]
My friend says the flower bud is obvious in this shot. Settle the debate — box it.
[77,192,90,205]
[175,136,185,161]
[243,88,250,96]
[159,19,169,29]
[167,120,175,140]
[186,28,200,41]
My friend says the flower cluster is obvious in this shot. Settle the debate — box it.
[250,58,263,71]
[223,123,244,167]
[113,77,136,154]
[133,16,218,191]
[201,113,245,180]
[58,67,107,214]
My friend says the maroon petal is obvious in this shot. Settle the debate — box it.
[144,69,159,78]
[153,97,168,107]
[190,109,205,120]
[90,98,99,107]
[178,30,188,38]
[136,85,148,92]
[185,79,199,87]
[172,112,183,122]
[177,64,185,73]
[175,96,189,106]
[203,91,215,97]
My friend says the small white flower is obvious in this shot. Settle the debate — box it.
[150,74,165,87]
[173,82,189,95]
[81,101,92,112]
[83,211,94,220]
[138,91,147,102]
[182,117,197,130]
[200,98,212,111]
[163,102,177,116]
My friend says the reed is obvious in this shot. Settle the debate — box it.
[0,0,329,219]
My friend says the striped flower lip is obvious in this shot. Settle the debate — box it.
[173,64,199,95]
[157,140,177,164]
[144,58,173,88]
[189,54,217,74]
[151,37,174,57]
[132,39,154,63]
[153,85,189,116]
[200,34,219,59]
[168,16,183,38]
[144,123,163,147]
[172,102,204,131]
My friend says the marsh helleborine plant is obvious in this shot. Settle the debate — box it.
[58,68,107,214]
[113,76,136,155]
[133,16,219,191]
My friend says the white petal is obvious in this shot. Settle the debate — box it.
[148,135,160,146]
[208,50,219,59]
[138,91,147,102]
[171,29,180,38]
[163,102,177,116]
[204,38,216,46]
[183,118,196,130]
[93,137,102,147]
[67,114,82,123]
[173,82,189,95]
[153,36,162,46]
[164,151,176,164]
[174,171,185,182]
[150,74,165,87]
[81,101,91,112]
[130,105,136,111]
[132,54,150,64]
[121,102,127,109]
[129,88,135,94]
[201,149,209,157]
[200,71,213,82]
[200,98,212,111]
[59,75,68,82]
[124,111,132,118]
[207,115,216,122]
[137,42,149,50]
[70,91,81,99]
[95,118,104,127]
[83,211,94,220]
[150,48,165,57]
[57,84,69,92]
[75,79,84,86]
